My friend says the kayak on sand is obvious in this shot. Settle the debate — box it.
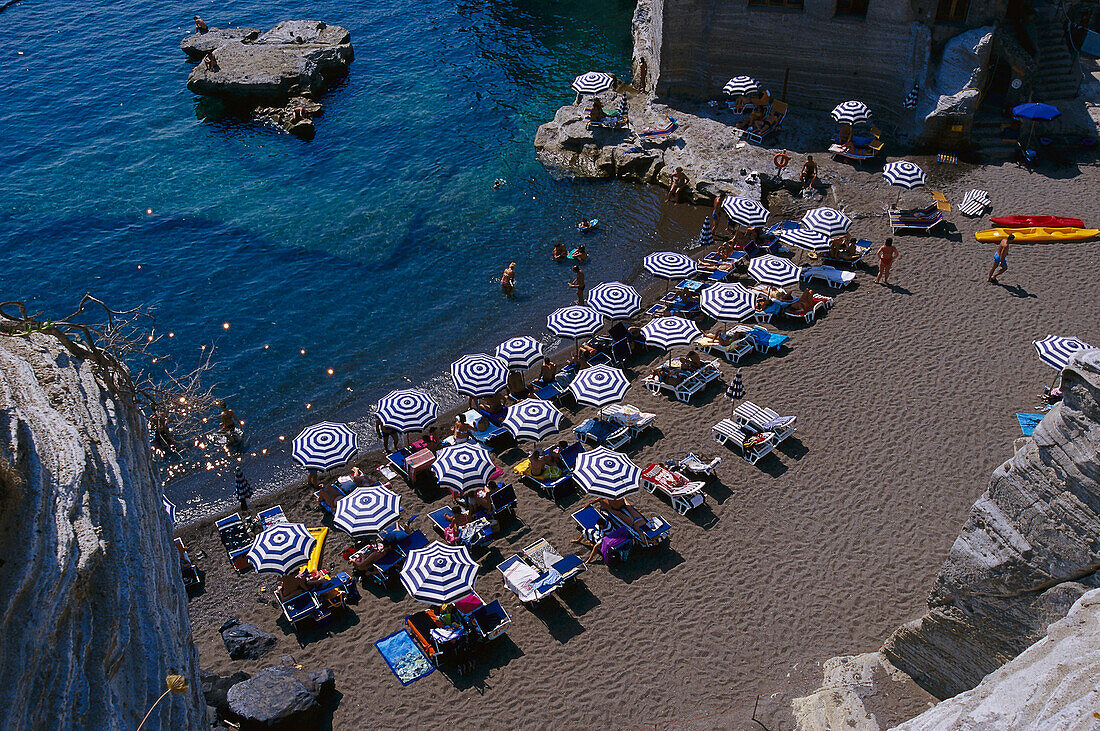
[990,215,1085,228]
[975,227,1100,242]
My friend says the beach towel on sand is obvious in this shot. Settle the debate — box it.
[1016,413,1045,436]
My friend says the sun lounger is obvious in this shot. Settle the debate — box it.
[644,358,722,403]
[280,591,322,627]
[889,206,944,234]
[641,463,706,515]
[695,332,754,364]
[600,502,672,548]
[258,505,288,528]
[732,400,797,442]
[571,506,633,562]
[523,538,586,584]
[742,101,787,143]
[175,537,203,591]
[801,265,856,289]
[515,448,578,504]
[634,116,678,145]
[462,409,511,448]
[216,513,253,572]
[679,453,721,477]
[711,419,777,464]
[753,301,783,324]
[497,554,562,604]
[574,417,631,449]
[427,507,495,547]
[829,143,877,162]
[746,326,789,354]
[596,403,657,437]
[782,299,824,323]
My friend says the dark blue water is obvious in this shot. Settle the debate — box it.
[1,0,702,519]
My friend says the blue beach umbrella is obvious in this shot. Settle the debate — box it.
[1033,335,1091,371]
[450,354,509,398]
[802,207,851,238]
[748,254,802,288]
[641,316,701,350]
[721,196,769,228]
[502,398,562,442]
[1012,103,1061,121]
[572,72,614,95]
[572,447,641,499]
[401,541,479,604]
[292,421,358,471]
[247,522,316,575]
[376,388,438,433]
[701,283,756,322]
[570,364,631,407]
[780,228,831,254]
[431,442,496,494]
[495,336,543,370]
[588,282,642,320]
[333,484,402,537]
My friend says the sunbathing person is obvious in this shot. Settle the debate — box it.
[651,364,684,385]
[527,448,562,481]
[420,426,440,452]
[701,328,735,347]
[348,542,388,575]
[838,124,855,152]
[589,98,605,124]
[318,482,343,512]
[539,357,557,385]
[452,414,473,443]
[716,241,734,258]
[681,350,702,371]
[278,572,310,600]
[587,496,648,531]
[666,167,689,204]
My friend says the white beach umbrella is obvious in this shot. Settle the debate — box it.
[376,388,438,434]
[572,72,614,95]
[450,354,509,398]
[292,421,358,471]
[723,76,759,96]
[570,364,631,407]
[247,523,316,575]
[546,305,604,340]
[400,541,479,604]
[747,254,802,288]
[831,100,872,125]
[588,282,642,321]
[721,196,769,228]
[502,398,563,442]
[1033,335,1092,371]
[801,207,851,238]
[780,228,831,254]
[701,283,756,322]
[333,484,402,537]
[495,336,544,370]
[699,216,714,249]
[431,442,496,494]
[641,317,701,350]
[572,447,641,499]
[643,251,696,281]
[882,160,926,190]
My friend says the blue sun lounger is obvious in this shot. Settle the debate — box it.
[747,327,789,354]
[571,506,633,561]
[574,417,631,449]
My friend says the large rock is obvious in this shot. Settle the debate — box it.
[180,27,259,60]
[201,669,251,716]
[0,333,205,729]
[225,666,335,730]
[916,27,994,148]
[186,20,353,103]
[882,348,1100,699]
[895,588,1100,730]
[220,618,276,660]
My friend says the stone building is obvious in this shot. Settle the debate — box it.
[631,0,1089,148]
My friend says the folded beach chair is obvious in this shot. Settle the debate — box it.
[732,400,797,442]
[958,189,991,217]
[574,417,631,449]
[801,265,856,289]
[711,419,777,465]
[597,403,657,437]
[640,463,706,515]
[679,453,721,477]
[216,513,253,572]
[571,506,633,562]
[930,191,952,212]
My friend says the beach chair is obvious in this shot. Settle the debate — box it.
[753,301,782,324]
[633,116,678,145]
[746,326,788,354]
[280,591,322,628]
[596,403,657,438]
[175,537,203,591]
[571,506,632,562]
[640,463,706,515]
[600,502,672,548]
[456,591,512,644]
[679,453,721,477]
[574,417,631,449]
[930,191,951,212]
[461,409,512,449]
[258,505,288,528]
[711,419,777,465]
[516,455,576,504]
[801,265,856,289]
[695,333,754,364]
[732,400,797,442]
[427,507,494,547]
[489,483,517,522]
[497,554,560,604]
[523,538,586,585]
[742,101,787,144]
[889,205,944,234]
[216,513,253,572]
[782,299,823,324]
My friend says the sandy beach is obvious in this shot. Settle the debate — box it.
[182,153,1100,729]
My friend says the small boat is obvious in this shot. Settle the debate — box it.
[577,218,598,233]
[974,227,1100,243]
[990,215,1085,228]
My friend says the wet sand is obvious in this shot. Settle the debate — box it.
[182,153,1100,729]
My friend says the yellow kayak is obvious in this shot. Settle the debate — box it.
[306,527,328,571]
[975,227,1100,242]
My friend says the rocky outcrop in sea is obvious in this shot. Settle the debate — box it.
[0,333,205,729]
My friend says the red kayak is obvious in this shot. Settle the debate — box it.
[991,215,1085,228]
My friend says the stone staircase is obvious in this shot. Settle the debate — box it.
[1030,6,1081,101]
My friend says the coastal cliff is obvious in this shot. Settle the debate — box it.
[0,334,205,729]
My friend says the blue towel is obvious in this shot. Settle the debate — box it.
[1016,413,1044,436]
[375,630,435,685]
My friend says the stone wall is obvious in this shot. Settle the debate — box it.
[0,334,205,730]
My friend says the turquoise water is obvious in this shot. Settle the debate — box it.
[1,0,700,517]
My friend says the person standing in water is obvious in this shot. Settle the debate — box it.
[988,234,1013,284]
[570,265,586,305]
[501,262,516,297]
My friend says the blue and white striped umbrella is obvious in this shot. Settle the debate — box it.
[723,75,759,96]
[377,388,438,433]
[247,522,316,575]
[802,207,851,238]
[292,421,358,471]
[588,282,642,320]
[547,305,604,339]
[572,71,614,95]
[701,283,757,321]
[333,484,402,537]
[747,254,802,287]
[234,466,253,502]
[721,196,769,227]
[570,364,631,407]
[903,81,920,110]
[401,541,479,604]
[643,251,696,281]
[431,442,496,494]
[495,336,543,370]
[1034,335,1092,371]
[162,494,176,524]
[572,446,641,499]
[831,100,872,125]
[699,216,714,249]
[641,316,702,350]
[502,398,562,441]
[883,160,926,190]
[780,227,831,254]
[450,354,509,398]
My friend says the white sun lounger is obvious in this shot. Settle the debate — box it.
[695,333,754,364]
[801,265,856,289]
[597,403,657,437]
[644,358,722,403]
[732,400,797,442]
[679,453,721,476]
[711,419,776,464]
[641,463,706,515]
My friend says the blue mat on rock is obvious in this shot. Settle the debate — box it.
[1016,413,1044,436]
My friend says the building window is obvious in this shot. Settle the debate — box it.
[748,0,804,9]
[936,0,969,22]
[836,0,868,15]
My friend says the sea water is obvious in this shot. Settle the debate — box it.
[0,0,700,519]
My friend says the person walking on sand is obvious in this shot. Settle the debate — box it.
[570,265,586,305]
[875,238,899,284]
[989,234,1013,283]
[501,262,516,297]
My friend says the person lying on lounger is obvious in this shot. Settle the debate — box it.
[278,572,310,600]
[650,365,684,385]
[452,414,473,443]
[681,350,702,371]
[539,357,558,385]
[318,482,343,512]
[702,329,737,347]
[527,449,562,481]
[587,496,649,532]
[349,543,388,575]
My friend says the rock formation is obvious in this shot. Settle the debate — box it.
[0,333,205,729]
[894,587,1100,730]
[181,20,353,137]
[224,666,336,730]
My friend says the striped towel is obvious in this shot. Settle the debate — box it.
[958,189,991,217]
